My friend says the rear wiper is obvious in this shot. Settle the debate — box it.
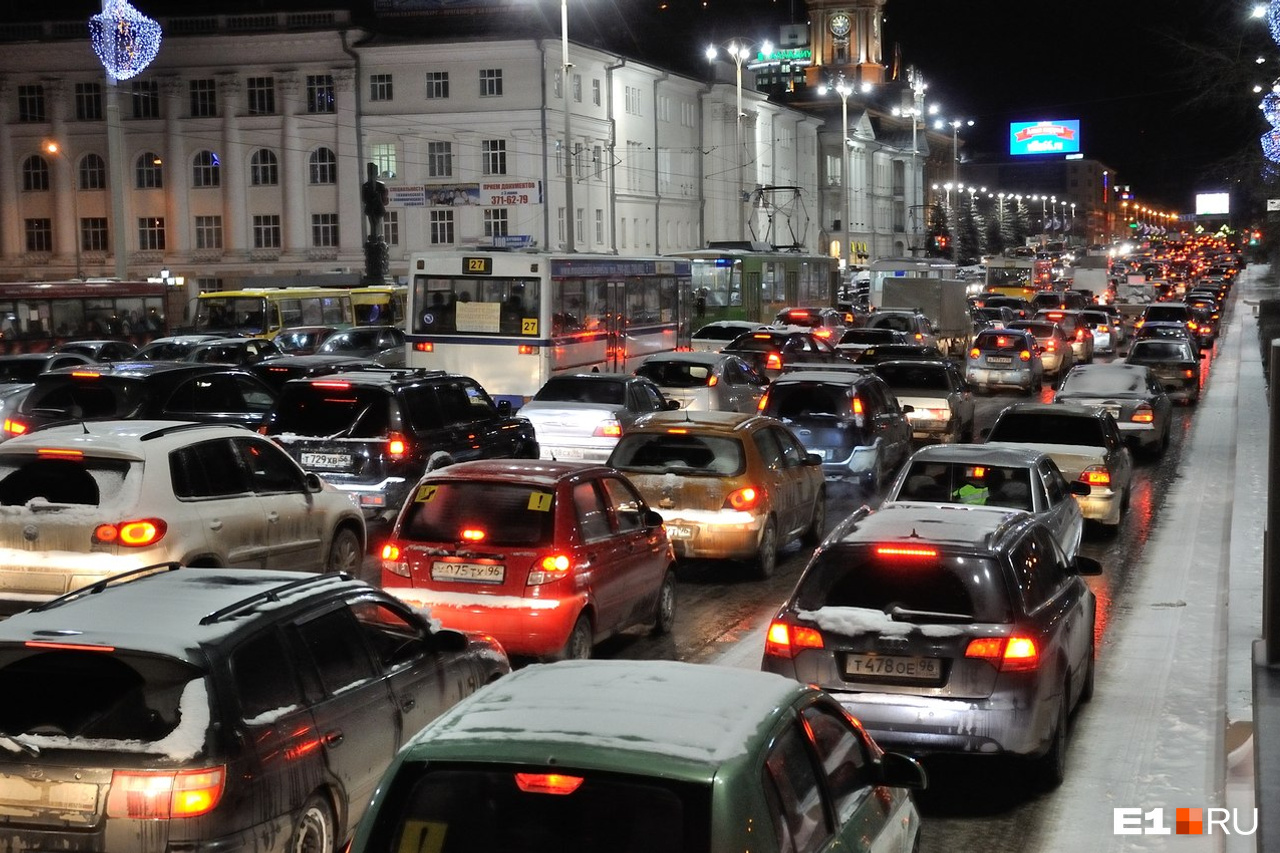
[326,404,372,440]
[0,734,39,757]
[889,605,973,624]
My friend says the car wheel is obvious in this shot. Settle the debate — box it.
[551,614,593,661]
[754,517,779,580]
[650,569,677,636]
[1033,687,1069,790]
[800,490,826,546]
[326,528,362,574]
[289,795,335,853]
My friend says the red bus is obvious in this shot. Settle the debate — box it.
[0,280,176,354]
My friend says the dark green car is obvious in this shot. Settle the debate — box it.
[348,659,925,853]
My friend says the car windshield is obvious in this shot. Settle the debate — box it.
[1129,341,1194,361]
[610,433,745,476]
[635,361,713,388]
[399,482,558,546]
[987,412,1105,447]
[794,546,1011,624]
[1058,369,1146,396]
[533,377,626,405]
[367,767,712,853]
[893,461,1036,513]
[874,363,949,391]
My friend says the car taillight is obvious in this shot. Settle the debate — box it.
[851,396,864,416]
[757,392,769,411]
[106,767,226,819]
[514,773,585,795]
[528,553,572,585]
[1098,324,1109,332]
[724,486,760,511]
[1044,340,1056,351]
[94,519,167,547]
[1019,349,1032,362]
[592,419,623,438]
[1187,320,1198,331]
[707,373,719,386]
[381,542,409,577]
[764,620,825,659]
[765,352,783,371]
[385,431,410,458]
[913,332,923,341]
[1183,368,1196,378]
[3,418,27,436]
[1131,404,1155,424]
[1079,466,1111,487]
[814,328,832,339]
[969,347,980,359]
[964,635,1039,672]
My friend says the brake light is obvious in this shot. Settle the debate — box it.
[757,392,769,412]
[1187,321,1198,331]
[1079,466,1111,487]
[3,418,27,436]
[1183,368,1195,378]
[875,545,938,558]
[37,448,83,457]
[996,336,1009,347]
[964,635,1039,672]
[386,431,409,457]
[70,371,101,379]
[1131,404,1154,424]
[1045,340,1056,351]
[1019,349,1032,362]
[106,767,226,819]
[765,352,783,371]
[913,332,923,341]
[1098,324,1109,332]
[461,528,485,542]
[814,328,832,339]
[311,380,351,389]
[94,519,167,547]
[518,344,537,355]
[764,620,825,659]
[1075,328,1086,341]
[969,347,980,359]
[414,342,434,353]
[592,419,623,438]
[381,541,409,577]
[851,396,864,416]
[528,553,572,585]
[725,486,760,511]
[514,773,584,795]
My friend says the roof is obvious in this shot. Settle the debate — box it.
[639,351,734,366]
[995,401,1105,419]
[630,409,757,432]
[0,420,250,456]
[423,458,606,487]
[401,660,808,776]
[771,368,872,385]
[904,443,1050,466]
[831,502,1030,553]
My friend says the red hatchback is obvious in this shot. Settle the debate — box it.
[379,459,677,661]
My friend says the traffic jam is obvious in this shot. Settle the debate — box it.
[0,235,1243,852]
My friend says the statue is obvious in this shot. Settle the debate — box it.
[362,162,389,240]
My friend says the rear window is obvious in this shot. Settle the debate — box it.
[610,433,745,476]
[399,481,557,546]
[839,328,898,345]
[21,376,139,419]
[725,335,782,353]
[534,377,625,405]
[693,324,756,341]
[1129,341,1194,361]
[1058,368,1145,396]
[0,455,133,507]
[765,382,853,420]
[794,546,1011,624]
[873,363,949,391]
[273,384,392,437]
[894,461,1036,512]
[974,333,1029,352]
[777,310,826,328]
[635,361,712,388]
[366,765,711,853]
[1144,306,1188,323]
[987,412,1104,446]
[1011,322,1055,339]
[867,314,916,333]
[0,646,207,752]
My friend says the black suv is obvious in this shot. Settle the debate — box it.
[2,362,278,438]
[262,368,539,538]
[0,565,509,852]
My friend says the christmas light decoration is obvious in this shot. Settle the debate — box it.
[89,0,162,82]
[1270,0,1280,48]
[1262,1,1280,164]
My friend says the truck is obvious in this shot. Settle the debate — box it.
[1067,266,1111,302]
[880,276,971,357]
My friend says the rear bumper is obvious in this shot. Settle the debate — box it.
[657,510,765,561]
[966,366,1037,390]
[382,585,584,658]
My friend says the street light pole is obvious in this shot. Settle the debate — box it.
[562,0,575,252]
[45,141,82,279]
[820,74,852,267]
[731,43,746,242]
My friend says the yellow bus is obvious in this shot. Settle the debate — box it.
[192,287,354,339]
[350,285,407,327]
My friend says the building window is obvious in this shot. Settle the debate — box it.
[78,153,106,190]
[189,78,217,117]
[625,85,641,115]
[309,147,337,184]
[427,141,452,178]
[576,208,585,244]
[572,74,582,103]
[482,139,506,176]
[246,76,275,115]
[311,213,339,247]
[371,142,397,178]
[252,214,281,249]
[138,217,166,251]
[553,69,562,99]
[593,144,602,179]
[595,208,604,243]
[131,80,159,119]
[192,150,221,188]
[430,210,454,245]
[249,149,278,186]
[24,218,52,252]
[306,74,334,113]
[75,83,102,121]
[136,152,163,189]
[592,79,601,106]
[17,84,45,123]
[194,215,223,250]
[22,156,49,192]
[480,68,503,97]
[81,217,109,252]
[383,211,399,246]
[557,207,565,242]
[426,71,449,99]
[483,208,509,238]
[370,73,393,101]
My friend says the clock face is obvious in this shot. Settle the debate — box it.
[830,13,851,37]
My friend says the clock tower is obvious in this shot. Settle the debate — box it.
[804,0,887,89]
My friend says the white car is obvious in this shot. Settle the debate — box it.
[0,420,366,605]
[689,320,773,352]
[521,373,677,463]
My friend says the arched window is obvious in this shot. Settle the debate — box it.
[136,152,163,189]
[192,150,221,188]
[78,153,106,190]
[309,147,336,184]
[22,155,49,191]
[250,148,278,186]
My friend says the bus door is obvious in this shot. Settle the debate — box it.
[603,278,628,372]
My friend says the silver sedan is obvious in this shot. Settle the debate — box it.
[634,351,769,413]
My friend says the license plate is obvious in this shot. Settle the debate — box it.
[301,452,352,469]
[0,775,98,812]
[985,356,1012,365]
[666,525,695,539]
[844,653,942,682]
[547,446,584,460]
[431,561,505,584]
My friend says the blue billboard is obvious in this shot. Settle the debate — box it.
[1009,120,1081,156]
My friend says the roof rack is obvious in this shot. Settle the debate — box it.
[199,572,353,626]
[140,422,249,442]
[31,562,182,613]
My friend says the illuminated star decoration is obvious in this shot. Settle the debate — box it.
[89,0,162,82]
[1264,1,1280,165]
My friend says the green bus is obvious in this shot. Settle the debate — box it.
[669,247,839,326]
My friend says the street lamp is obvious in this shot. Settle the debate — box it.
[934,118,973,185]
[818,73,852,266]
[707,39,770,242]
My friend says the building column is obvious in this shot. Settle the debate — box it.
[333,67,361,261]
[0,81,15,262]
[218,73,245,261]
[48,81,77,267]
[161,75,189,260]
[278,72,306,257]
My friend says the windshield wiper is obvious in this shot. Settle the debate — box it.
[0,734,39,757]
[889,605,973,624]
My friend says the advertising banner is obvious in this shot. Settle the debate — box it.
[1009,120,1081,156]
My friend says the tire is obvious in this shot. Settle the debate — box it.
[650,569,677,636]
[555,614,593,661]
[754,517,779,580]
[325,528,362,575]
[800,490,827,547]
[1033,688,1069,790]
[289,795,335,853]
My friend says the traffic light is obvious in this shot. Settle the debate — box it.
[934,235,950,251]
[1250,229,1262,246]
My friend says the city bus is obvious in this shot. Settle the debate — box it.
[192,287,355,339]
[350,285,408,327]
[406,251,693,407]
[0,280,173,354]
[669,246,839,325]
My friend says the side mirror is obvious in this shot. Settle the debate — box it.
[899,404,914,414]
[430,627,470,652]
[1074,555,1104,576]
[804,452,824,466]
[497,399,513,415]
[643,509,665,528]
[1068,480,1091,496]
[304,471,324,493]
[665,399,681,410]
[876,752,928,790]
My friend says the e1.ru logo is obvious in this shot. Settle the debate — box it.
[1114,808,1258,835]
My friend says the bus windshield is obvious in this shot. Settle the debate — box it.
[411,276,541,336]
[195,296,270,335]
